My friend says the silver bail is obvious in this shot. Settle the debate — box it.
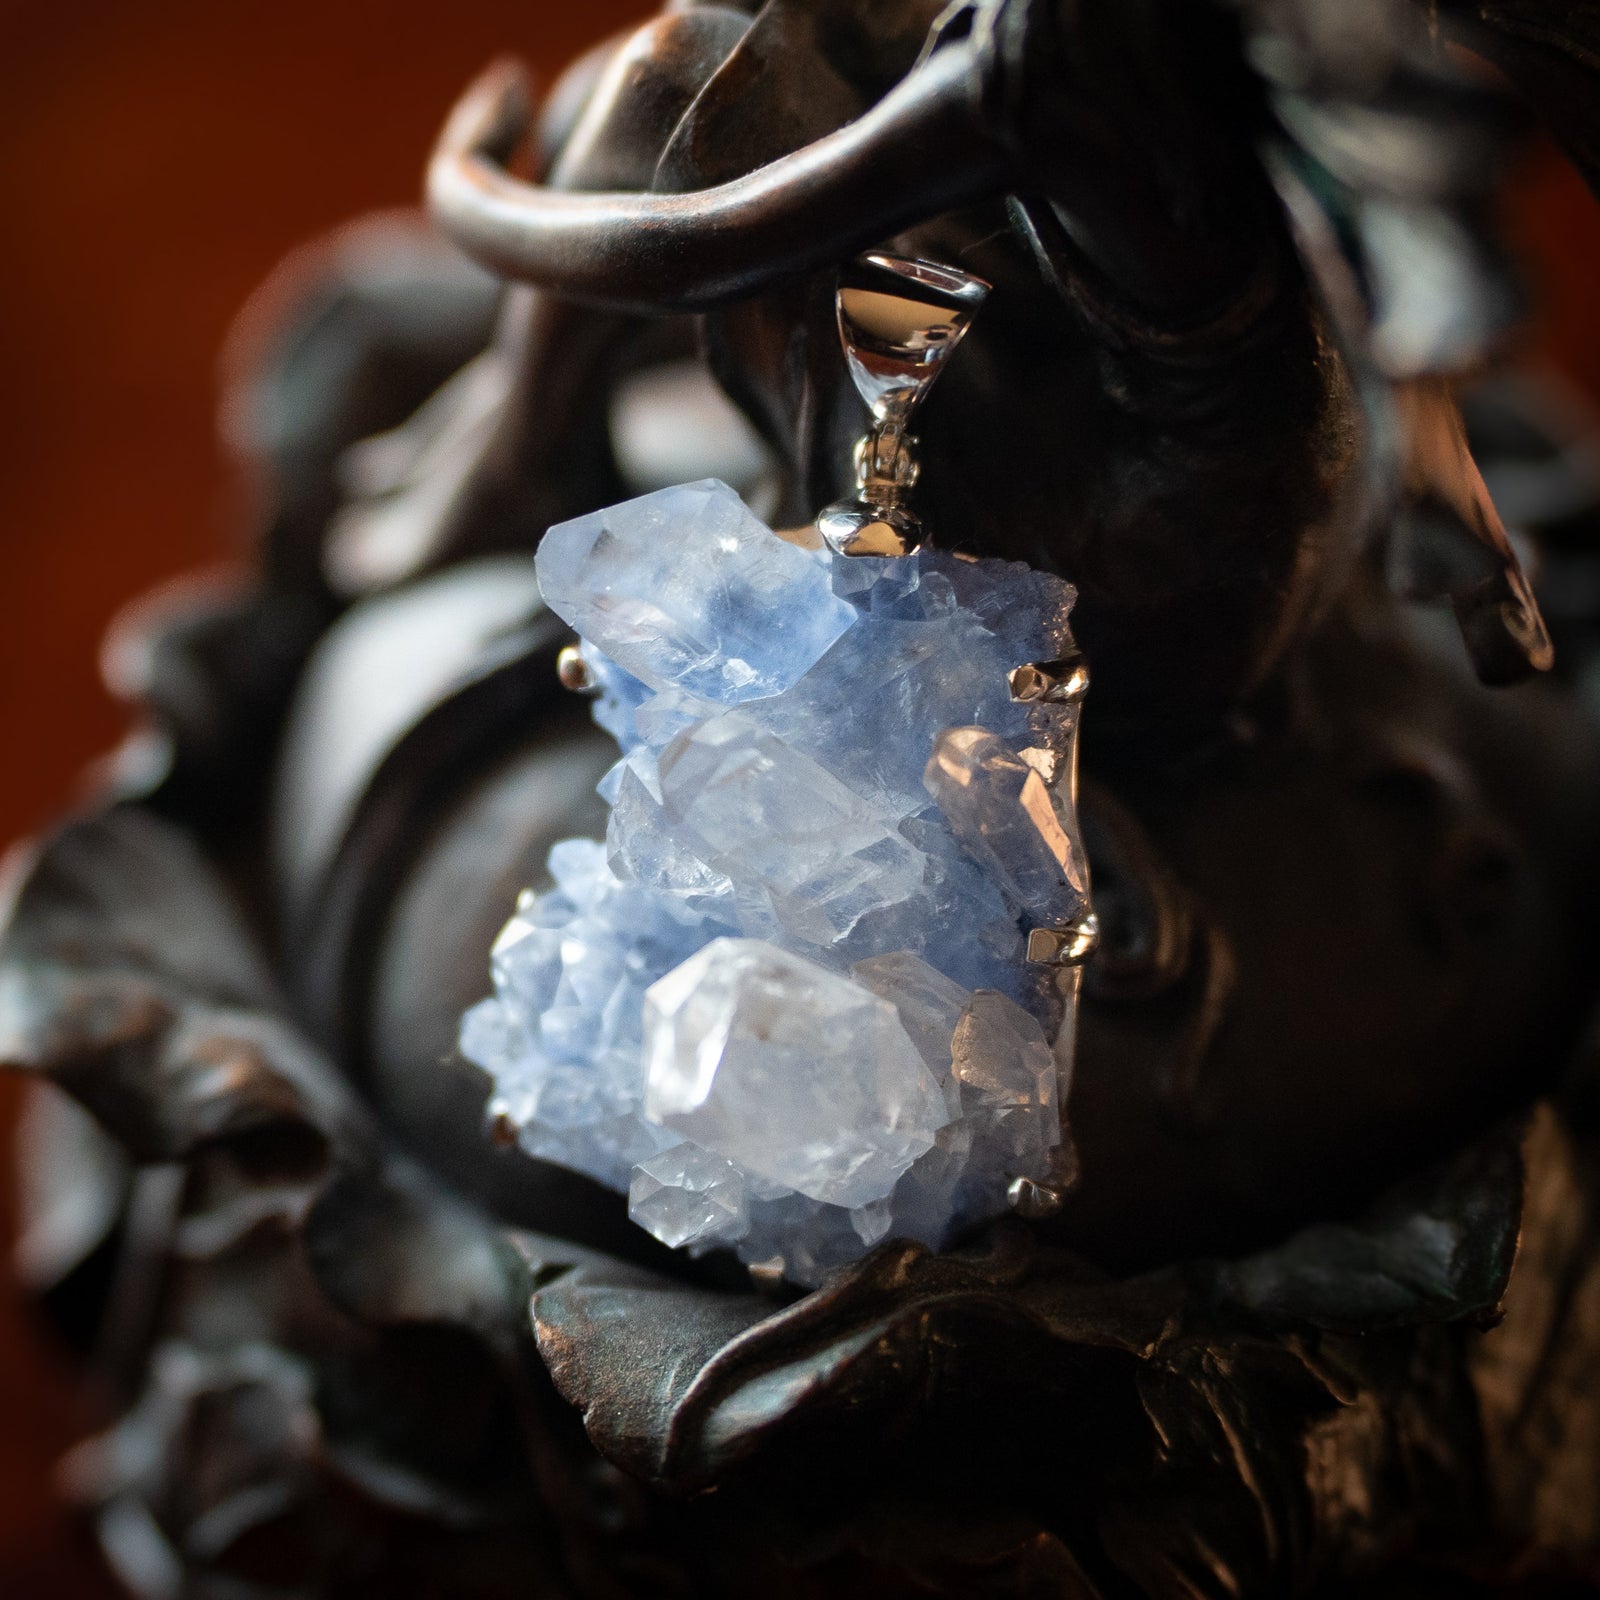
[818,253,990,558]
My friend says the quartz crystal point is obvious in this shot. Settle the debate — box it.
[651,715,927,949]
[951,990,1061,1179]
[642,939,949,1209]
[853,951,968,1108]
[535,479,855,702]
[628,1143,749,1250]
[460,479,1086,1284]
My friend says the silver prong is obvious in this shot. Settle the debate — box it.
[556,644,594,692]
[1009,654,1090,704]
[1026,912,1101,968]
[1006,1176,1064,1220]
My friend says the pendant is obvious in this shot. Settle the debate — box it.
[461,256,1097,1284]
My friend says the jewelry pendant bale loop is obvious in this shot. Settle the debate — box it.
[819,252,991,558]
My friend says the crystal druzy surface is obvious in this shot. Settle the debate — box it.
[461,479,1087,1285]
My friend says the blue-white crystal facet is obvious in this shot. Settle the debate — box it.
[924,726,1089,926]
[535,479,855,702]
[461,478,1085,1285]
[628,1143,749,1250]
[643,938,949,1208]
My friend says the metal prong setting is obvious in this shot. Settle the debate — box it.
[1026,913,1101,968]
[1007,1140,1080,1221]
[556,644,594,692]
[1006,1175,1065,1220]
[1011,650,1096,970]
[1009,653,1090,705]
[819,253,991,559]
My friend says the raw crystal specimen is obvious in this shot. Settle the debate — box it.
[651,715,928,950]
[466,838,722,1192]
[461,479,1084,1285]
[584,645,652,754]
[829,550,921,612]
[535,478,856,702]
[642,938,948,1208]
[924,726,1089,925]
[852,949,969,1093]
[949,989,1061,1194]
[628,1143,749,1250]
[760,610,1032,821]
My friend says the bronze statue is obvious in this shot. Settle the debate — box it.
[6,0,1600,1592]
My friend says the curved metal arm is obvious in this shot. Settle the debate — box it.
[426,46,1013,313]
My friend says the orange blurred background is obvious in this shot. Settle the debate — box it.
[0,3,1596,1594]
[0,4,651,1592]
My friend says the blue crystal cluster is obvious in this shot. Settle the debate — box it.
[461,479,1087,1285]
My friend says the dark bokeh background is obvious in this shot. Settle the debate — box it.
[0,4,651,1591]
[0,4,1595,1593]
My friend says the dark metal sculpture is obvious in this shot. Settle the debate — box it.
[6,0,1600,1593]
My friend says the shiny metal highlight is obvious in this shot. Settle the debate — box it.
[819,253,990,559]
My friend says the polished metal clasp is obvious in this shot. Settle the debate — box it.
[818,253,990,558]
